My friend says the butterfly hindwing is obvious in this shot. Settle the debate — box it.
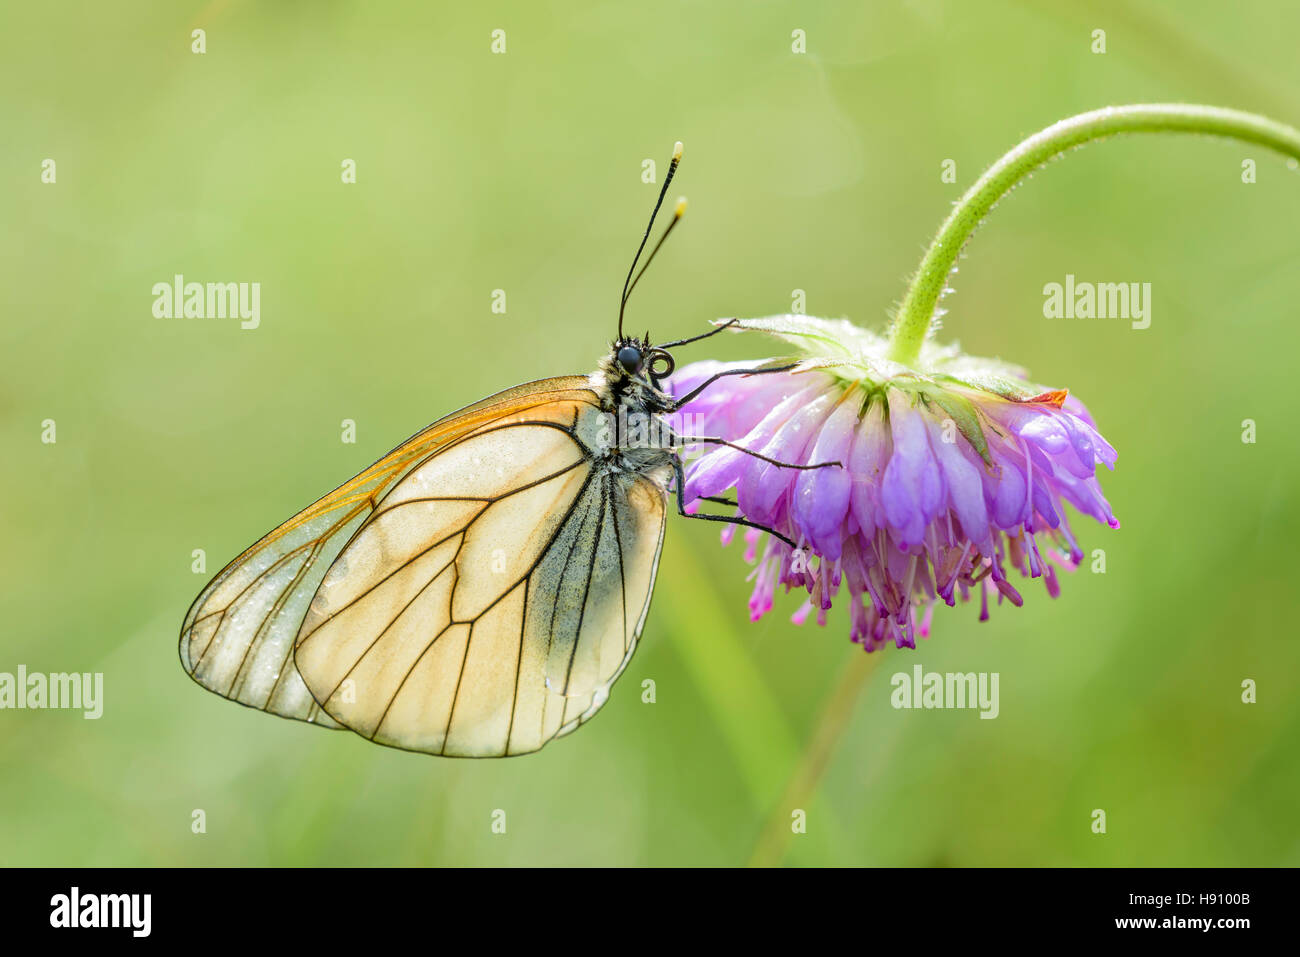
[293,402,670,756]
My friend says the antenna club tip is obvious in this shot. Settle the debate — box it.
[672,141,683,160]
[674,197,688,215]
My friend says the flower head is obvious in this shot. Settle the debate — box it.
[670,316,1118,651]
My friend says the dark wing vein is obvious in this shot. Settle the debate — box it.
[321,553,460,705]
[560,476,608,695]
[609,482,630,656]
[505,577,529,755]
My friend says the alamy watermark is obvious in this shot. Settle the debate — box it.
[1043,274,1151,329]
[152,274,260,329]
[891,664,999,718]
[0,665,103,719]
[50,887,150,937]
[586,408,710,460]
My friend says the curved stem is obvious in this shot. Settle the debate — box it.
[886,104,1300,366]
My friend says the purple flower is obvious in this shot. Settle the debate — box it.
[669,316,1119,651]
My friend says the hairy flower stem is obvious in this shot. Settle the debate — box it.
[749,649,879,867]
[886,104,1300,367]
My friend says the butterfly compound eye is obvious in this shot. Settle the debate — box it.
[617,345,643,373]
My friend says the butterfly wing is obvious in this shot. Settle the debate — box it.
[178,376,600,730]
[293,404,670,757]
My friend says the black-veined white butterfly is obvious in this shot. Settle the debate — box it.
[179,144,832,756]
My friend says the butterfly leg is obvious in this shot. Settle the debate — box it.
[695,494,739,507]
[657,420,842,473]
[676,436,841,471]
[669,454,800,549]
[656,318,739,350]
[663,362,800,410]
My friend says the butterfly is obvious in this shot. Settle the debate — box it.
[179,144,832,756]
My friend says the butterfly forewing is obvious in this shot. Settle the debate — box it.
[293,400,670,757]
[178,376,605,733]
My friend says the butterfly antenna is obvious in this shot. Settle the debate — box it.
[618,141,682,339]
[624,197,687,307]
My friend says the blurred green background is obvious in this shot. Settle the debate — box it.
[3,1,1297,867]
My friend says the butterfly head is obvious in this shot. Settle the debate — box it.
[605,334,675,391]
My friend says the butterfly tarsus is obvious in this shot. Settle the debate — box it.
[695,494,738,508]
[676,436,841,472]
[656,318,739,350]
